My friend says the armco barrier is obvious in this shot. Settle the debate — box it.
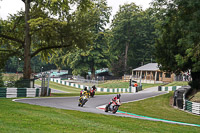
[185,100,200,115]
[158,86,182,91]
[158,85,200,115]
[0,88,45,98]
[50,78,141,93]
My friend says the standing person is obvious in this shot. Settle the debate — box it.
[134,82,138,87]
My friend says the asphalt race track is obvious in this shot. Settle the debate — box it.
[14,91,166,116]
[13,90,200,127]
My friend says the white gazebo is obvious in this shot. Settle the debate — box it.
[132,63,174,84]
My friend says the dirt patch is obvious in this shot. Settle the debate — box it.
[169,96,174,106]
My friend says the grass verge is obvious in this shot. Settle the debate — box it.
[0,97,199,133]
[35,80,119,97]
[141,83,163,89]
[190,92,200,103]
[120,92,200,125]
[36,80,163,96]
[35,80,81,93]
[2,73,23,81]
[97,80,163,89]
[165,81,189,86]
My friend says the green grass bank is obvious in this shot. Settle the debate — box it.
[0,97,199,133]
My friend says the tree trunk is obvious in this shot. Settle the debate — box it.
[190,72,200,91]
[91,66,95,80]
[124,42,129,74]
[23,0,31,79]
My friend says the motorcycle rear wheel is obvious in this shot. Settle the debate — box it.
[105,105,109,112]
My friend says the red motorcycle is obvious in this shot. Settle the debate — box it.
[90,88,96,97]
[105,99,121,114]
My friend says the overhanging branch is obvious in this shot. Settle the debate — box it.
[0,49,13,52]
[0,34,24,45]
[31,44,72,58]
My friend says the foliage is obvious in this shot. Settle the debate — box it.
[62,32,110,78]
[0,0,95,79]
[0,70,4,87]
[52,0,111,78]
[110,3,157,75]
[153,0,200,90]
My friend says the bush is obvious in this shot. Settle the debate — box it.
[0,72,4,87]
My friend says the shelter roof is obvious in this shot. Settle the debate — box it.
[133,63,160,71]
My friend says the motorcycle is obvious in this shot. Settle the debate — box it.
[105,99,121,114]
[90,88,96,97]
[78,95,88,107]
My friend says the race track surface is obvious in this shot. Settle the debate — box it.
[14,89,200,127]
[14,90,166,116]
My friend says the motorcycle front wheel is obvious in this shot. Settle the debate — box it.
[81,99,87,107]
[112,106,119,114]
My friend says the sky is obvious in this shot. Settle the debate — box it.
[0,0,152,19]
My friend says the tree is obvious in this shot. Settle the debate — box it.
[153,0,200,90]
[0,0,94,80]
[110,3,156,75]
[111,3,141,74]
[62,31,110,78]
[54,0,111,79]
[0,69,4,87]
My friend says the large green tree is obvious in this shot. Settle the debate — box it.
[0,0,94,80]
[110,3,156,75]
[153,0,200,90]
[54,0,111,79]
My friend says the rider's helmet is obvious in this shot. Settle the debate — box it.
[84,87,87,91]
[117,94,121,99]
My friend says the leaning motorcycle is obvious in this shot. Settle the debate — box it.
[105,99,121,114]
[78,95,88,107]
[90,88,96,97]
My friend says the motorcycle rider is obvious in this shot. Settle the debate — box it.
[91,85,97,91]
[90,85,97,96]
[79,87,90,104]
[108,94,121,106]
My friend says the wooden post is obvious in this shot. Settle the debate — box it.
[155,71,157,84]
[150,71,152,82]
[145,71,147,83]
[136,71,138,79]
